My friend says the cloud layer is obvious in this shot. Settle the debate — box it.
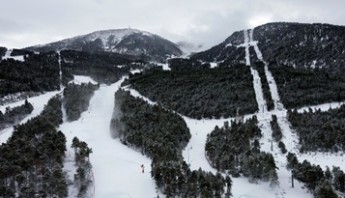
[1,0,345,49]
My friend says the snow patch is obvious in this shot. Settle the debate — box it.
[2,49,24,62]
[69,75,97,85]
[210,62,218,68]
[0,90,61,144]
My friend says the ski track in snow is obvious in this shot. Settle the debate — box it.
[244,30,251,66]
[1,30,345,197]
[59,77,158,198]
[123,28,345,196]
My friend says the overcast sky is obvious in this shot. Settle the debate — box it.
[1,0,345,50]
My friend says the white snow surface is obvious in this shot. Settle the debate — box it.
[243,30,251,66]
[2,49,24,62]
[59,78,158,198]
[69,75,98,85]
[0,90,61,144]
[210,62,218,68]
[152,62,171,70]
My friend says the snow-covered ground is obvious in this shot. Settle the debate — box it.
[1,32,345,197]
[2,49,25,62]
[124,86,311,198]
[244,30,251,66]
[153,62,170,70]
[69,75,98,85]
[0,90,61,144]
[59,77,158,198]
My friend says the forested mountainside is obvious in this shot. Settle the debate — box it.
[111,89,230,197]
[192,22,345,70]
[125,65,258,119]
[205,117,279,186]
[253,22,345,69]
[0,51,60,97]
[0,48,144,104]
[2,22,345,198]
[191,22,345,110]
[60,50,141,85]
[25,29,182,61]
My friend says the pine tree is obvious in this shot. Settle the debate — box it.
[315,181,337,198]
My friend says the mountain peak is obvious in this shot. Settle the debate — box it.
[25,28,182,61]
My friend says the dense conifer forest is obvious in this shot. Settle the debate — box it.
[0,47,6,60]
[125,65,258,119]
[111,89,230,197]
[0,52,60,97]
[288,106,345,152]
[0,100,33,130]
[71,137,93,197]
[63,83,99,121]
[60,50,141,85]
[287,153,343,197]
[205,118,279,186]
[269,64,345,109]
[253,61,274,110]
[270,115,287,154]
[0,95,67,197]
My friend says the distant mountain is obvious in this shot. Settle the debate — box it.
[25,28,182,61]
[191,22,345,69]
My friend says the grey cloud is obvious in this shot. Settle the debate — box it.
[1,0,345,49]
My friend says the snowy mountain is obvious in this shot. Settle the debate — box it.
[25,28,182,61]
[2,22,345,198]
[192,22,345,69]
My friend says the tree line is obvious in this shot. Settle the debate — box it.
[287,153,343,198]
[0,100,33,130]
[0,95,67,197]
[269,64,345,109]
[288,106,345,152]
[125,65,258,119]
[111,89,230,197]
[0,47,6,60]
[270,114,287,154]
[253,61,274,110]
[205,118,279,186]
[60,50,141,85]
[72,137,93,198]
[63,83,99,121]
[0,51,60,98]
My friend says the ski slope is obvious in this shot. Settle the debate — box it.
[59,77,158,198]
[0,90,60,144]
[1,31,345,197]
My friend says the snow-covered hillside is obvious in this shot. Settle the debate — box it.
[59,77,158,198]
[25,28,182,61]
[2,24,345,197]
[1,68,344,197]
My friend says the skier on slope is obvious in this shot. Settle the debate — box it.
[141,164,145,173]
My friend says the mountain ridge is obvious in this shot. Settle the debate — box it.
[25,28,182,61]
[191,22,345,69]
